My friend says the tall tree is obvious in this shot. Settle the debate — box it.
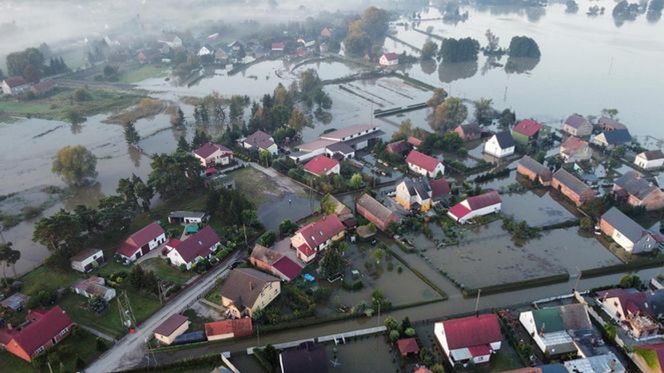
[474,98,496,125]
[426,88,448,108]
[5,244,20,279]
[177,135,189,152]
[33,210,82,252]
[148,152,203,199]
[287,108,308,130]
[421,41,438,60]
[51,145,97,187]
[134,177,154,212]
[430,97,468,132]
[124,121,140,146]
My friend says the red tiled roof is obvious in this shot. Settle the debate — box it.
[193,142,232,159]
[271,42,285,50]
[513,119,542,137]
[561,136,588,153]
[5,306,73,357]
[397,338,420,356]
[154,314,188,337]
[297,243,316,258]
[442,313,501,350]
[448,203,471,220]
[171,226,220,264]
[295,214,345,252]
[117,222,164,257]
[272,256,303,281]
[244,130,275,149]
[304,155,339,176]
[406,150,441,173]
[408,136,423,147]
[468,344,491,357]
[386,140,410,154]
[204,318,253,338]
[382,52,399,61]
[429,178,451,198]
[466,191,501,210]
[3,76,26,88]
[599,288,649,316]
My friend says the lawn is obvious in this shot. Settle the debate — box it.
[141,257,194,285]
[117,64,168,83]
[229,167,285,205]
[20,266,80,295]
[204,278,225,304]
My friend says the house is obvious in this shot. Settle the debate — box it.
[484,132,515,158]
[214,48,229,64]
[551,169,596,206]
[166,226,221,270]
[197,45,214,57]
[597,288,662,339]
[219,268,281,319]
[430,177,452,202]
[271,42,285,52]
[562,114,592,137]
[71,276,116,302]
[154,314,189,345]
[633,343,664,373]
[116,222,166,262]
[70,248,105,273]
[279,342,328,373]
[635,150,664,170]
[0,306,73,362]
[386,140,410,155]
[379,52,399,66]
[356,193,400,232]
[325,142,355,160]
[1,76,28,95]
[241,130,278,155]
[30,80,56,96]
[408,136,423,149]
[454,123,482,142]
[167,211,208,225]
[204,318,253,341]
[613,171,664,211]
[512,119,543,144]
[320,27,333,38]
[560,137,592,163]
[519,303,592,357]
[159,35,183,49]
[319,124,381,150]
[0,293,28,311]
[597,116,627,132]
[599,207,658,253]
[434,313,502,366]
[563,353,625,373]
[516,156,552,186]
[290,214,345,262]
[406,150,445,178]
[592,129,632,148]
[249,244,303,282]
[303,155,340,177]
[395,177,448,212]
[193,142,234,168]
[322,194,356,228]
[397,338,420,357]
[448,191,502,224]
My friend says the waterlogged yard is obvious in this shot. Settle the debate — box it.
[500,189,577,227]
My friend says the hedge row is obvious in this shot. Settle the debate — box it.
[462,273,570,298]
[123,353,223,372]
[580,257,664,278]
[386,247,448,299]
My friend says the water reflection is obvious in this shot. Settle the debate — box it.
[438,60,478,83]
[480,55,505,75]
[128,145,142,168]
[419,59,437,75]
[63,182,104,210]
[70,122,83,134]
[504,56,540,74]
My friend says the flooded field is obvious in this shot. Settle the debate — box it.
[500,190,577,227]
[323,336,397,373]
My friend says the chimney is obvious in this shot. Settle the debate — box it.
[6,323,12,330]
[249,282,254,291]
[539,322,545,336]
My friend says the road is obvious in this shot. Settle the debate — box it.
[85,250,243,373]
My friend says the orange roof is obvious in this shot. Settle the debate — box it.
[204,318,253,338]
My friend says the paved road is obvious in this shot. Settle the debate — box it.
[85,250,243,373]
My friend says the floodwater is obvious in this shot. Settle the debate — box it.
[500,190,577,226]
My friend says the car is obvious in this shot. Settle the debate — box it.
[230,260,244,269]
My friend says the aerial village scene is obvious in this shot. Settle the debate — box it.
[1,0,664,372]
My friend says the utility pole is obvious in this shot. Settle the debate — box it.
[474,289,481,315]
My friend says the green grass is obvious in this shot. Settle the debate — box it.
[635,347,661,370]
[20,266,80,295]
[141,257,194,285]
[117,65,167,83]
[204,278,225,304]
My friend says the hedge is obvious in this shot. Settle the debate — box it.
[580,256,664,278]
[122,353,223,372]
[462,273,570,298]
[386,247,448,299]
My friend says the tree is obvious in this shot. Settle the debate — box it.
[580,217,594,231]
[508,36,541,58]
[373,247,385,264]
[257,231,276,247]
[73,88,93,102]
[171,107,185,127]
[259,149,272,167]
[177,135,189,152]
[361,7,389,40]
[384,316,399,331]
[6,48,45,78]
[601,108,619,119]
[389,329,400,342]
[619,274,642,289]
[350,173,363,189]
[279,219,298,237]
[148,152,203,199]
[426,88,448,108]
[485,29,500,52]
[499,109,516,128]
[129,265,145,289]
[474,98,496,125]
[134,178,154,212]
[298,69,321,96]
[124,121,140,146]
[116,177,138,208]
[431,364,445,373]
[33,210,82,252]
[421,41,438,60]
[191,130,211,149]
[430,98,467,132]
[287,108,308,130]
[439,37,480,62]
[320,242,345,277]
[65,109,86,125]
[52,145,97,187]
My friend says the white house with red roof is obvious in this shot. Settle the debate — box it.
[434,313,502,366]
[116,222,166,262]
[290,214,345,263]
[0,306,74,362]
[406,150,445,178]
[448,191,502,224]
[271,42,285,52]
[379,52,399,66]
[165,226,221,270]
[1,76,28,95]
[303,155,340,177]
[192,142,233,168]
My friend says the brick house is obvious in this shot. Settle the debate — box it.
[599,207,658,253]
[356,193,400,231]
[551,169,596,206]
[516,156,552,186]
[454,123,481,141]
[613,171,664,211]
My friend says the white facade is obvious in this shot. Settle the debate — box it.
[434,322,501,366]
[610,229,656,253]
[635,153,664,170]
[1,80,28,96]
[563,123,592,137]
[242,140,278,155]
[155,320,190,345]
[194,149,232,168]
[449,202,502,224]
[519,311,577,355]
[198,46,213,56]
[71,249,105,273]
[379,55,398,66]
[407,161,445,178]
[561,145,592,163]
[166,242,219,270]
[484,136,515,158]
[122,232,166,262]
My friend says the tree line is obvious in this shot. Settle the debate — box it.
[5,46,69,82]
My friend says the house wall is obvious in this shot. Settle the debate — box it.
[484,138,514,158]
[512,132,530,144]
[552,179,593,206]
[458,203,501,224]
[519,312,549,353]
[641,191,664,211]
[6,325,71,362]
[167,249,189,269]
[71,251,104,272]
[563,123,592,137]
[635,157,664,170]
[407,162,429,177]
[251,281,281,315]
[434,323,452,362]
[395,183,412,210]
[561,146,592,163]
[249,257,273,273]
[633,235,657,253]
[207,331,234,342]
[356,204,398,231]
[516,165,537,182]
[155,321,190,345]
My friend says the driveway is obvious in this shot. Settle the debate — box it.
[85,250,243,373]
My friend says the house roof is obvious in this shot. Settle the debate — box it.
[441,313,502,350]
[614,171,659,200]
[204,318,253,338]
[561,136,589,155]
[564,353,625,373]
[513,119,542,137]
[220,268,280,309]
[3,76,27,88]
[304,155,339,176]
[408,136,423,147]
[117,222,165,257]
[518,156,552,180]
[448,191,501,220]
[2,306,73,357]
[271,42,285,50]
[326,142,354,155]
[397,338,420,355]
[154,314,188,337]
[272,256,303,281]
[0,293,28,311]
[646,289,664,317]
[528,303,591,335]
[493,131,516,149]
[250,244,282,265]
[564,114,589,129]
[406,150,442,173]
[70,248,102,263]
[598,116,627,131]
[382,52,399,61]
[280,342,328,373]
[597,129,631,145]
[72,276,112,298]
[31,80,55,94]
[193,142,232,159]
[601,207,650,244]
[244,130,275,149]
[168,211,207,219]
[171,226,220,264]
[402,177,431,199]
[532,308,565,333]
[356,194,397,224]
[320,124,377,141]
[457,123,481,136]
[639,150,664,161]
[635,342,664,372]
[429,178,451,198]
[386,140,410,154]
[295,214,345,251]
[599,288,649,316]
[553,169,593,196]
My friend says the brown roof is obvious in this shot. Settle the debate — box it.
[250,244,282,265]
[3,76,26,88]
[356,194,397,223]
[204,318,253,338]
[244,130,275,149]
[154,314,188,337]
[70,248,102,262]
[640,150,664,161]
[220,268,280,309]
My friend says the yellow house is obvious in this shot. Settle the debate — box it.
[395,177,450,212]
[220,268,281,319]
[153,314,190,345]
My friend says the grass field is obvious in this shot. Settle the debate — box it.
[117,65,168,84]
[141,257,194,285]
[229,167,285,205]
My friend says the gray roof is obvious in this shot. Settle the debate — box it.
[70,248,103,262]
[553,169,592,196]
[559,303,592,330]
[564,353,625,373]
[564,114,590,129]
[599,129,631,145]
[494,131,515,149]
[168,211,206,219]
[601,207,649,243]
[357,194,396,223]
[640,149,664,161]
[647,289,664,316]
[459,123,480,135]
[220,268,280,309]
[326,142,354,154]
[614,171,659,199]
[598,116,627,130]
[518,156,552,180]
[402,177,431,199]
